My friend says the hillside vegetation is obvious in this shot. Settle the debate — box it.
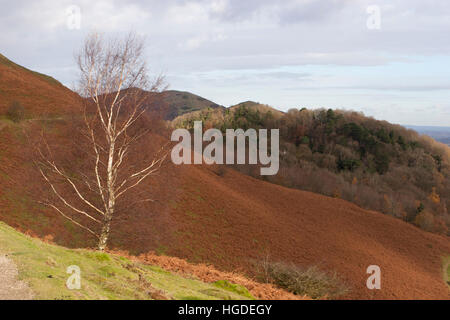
[0,54,80,117]
[173,105,450,235]
[0,222,255,300]
[172,101,283,130]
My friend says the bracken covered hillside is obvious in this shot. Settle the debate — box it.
[173,105,450,236]
[0,56,449,299]
[0,54,80,117]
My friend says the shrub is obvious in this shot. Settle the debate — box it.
[256,261,349,299]
[6,101,25,123]
[414,210,435,232]
[211,165,226,177]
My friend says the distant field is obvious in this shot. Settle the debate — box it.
[406,125,450,145]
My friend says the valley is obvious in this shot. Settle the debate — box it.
[0,53,449,300]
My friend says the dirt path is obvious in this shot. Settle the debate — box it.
[0,255,33,300]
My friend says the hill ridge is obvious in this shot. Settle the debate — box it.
[0,53,80,117]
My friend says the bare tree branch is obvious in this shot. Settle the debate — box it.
[37,32,167,251]
[40,202,99,238]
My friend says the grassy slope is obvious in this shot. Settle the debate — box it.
[445,257,450,287]
[0,222,253,300]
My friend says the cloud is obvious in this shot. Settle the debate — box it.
[3,0,450,69]
[284,84,450,92]
[1,0,450,125]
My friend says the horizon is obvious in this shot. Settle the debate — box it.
[3,48,450,129]
[1,1,450,126]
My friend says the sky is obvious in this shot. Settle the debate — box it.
[1,0,450,126]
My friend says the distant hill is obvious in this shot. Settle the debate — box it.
[160,90,224,120]
[406,125,450,146]
[171,100,284,129]
[230,101,285,118]
[0,54,80,117]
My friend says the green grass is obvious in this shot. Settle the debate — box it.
[443,257,450,288]
[0,222,253,300]
[448,263,450,281]
[213,280,254,299]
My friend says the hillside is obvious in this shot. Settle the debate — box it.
[172,100,283,130]
[0,55,216,121]
[160,164,450,299]
[230,101,285,118]
[2,118,449,298]
[0,56,449,300]
[175,106,450,237]
[159,90,224,120]
[0,222,261,300]
[0,54,80,117]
